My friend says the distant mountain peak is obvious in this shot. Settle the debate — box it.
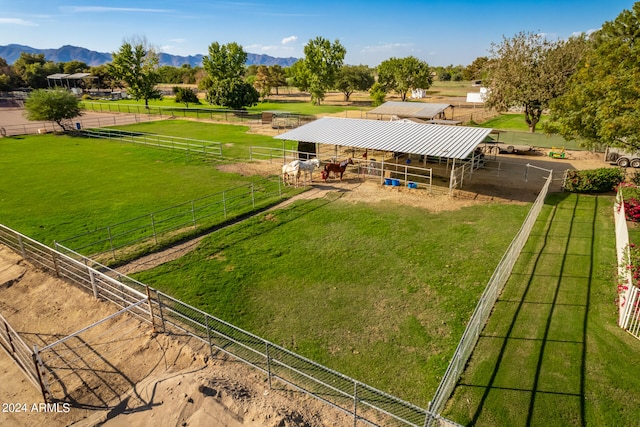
[0,44,299,67]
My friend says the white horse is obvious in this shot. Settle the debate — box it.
[282,161,301,187]
[296,158,320,185]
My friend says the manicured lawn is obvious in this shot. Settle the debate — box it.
[442,193,640,426]
[132,195,530,406]
[0,132,281,245]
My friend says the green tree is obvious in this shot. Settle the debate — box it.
[369,82,387,106]
[484,31,587,133]
[62,60,88,74]
[13,53,60,88]
[302,37,346,105]
[253,65,271,98]
[24,88,81,131]
[202,42,258,109]
[377,56,432,101]
[463,56,489,81]
[335,65,374,102]
[268,65,287,95]
[206,78,259,109]
[546,4,640,149]
[288,60,310,92]
[108,38,162,108]
[0,57,17,90]
[172,86,200,107]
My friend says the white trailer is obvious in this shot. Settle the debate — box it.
[604,147,640,167]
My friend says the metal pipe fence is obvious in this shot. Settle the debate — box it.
[0,113,157,137]
[80,128,224,159]
[55,178,290,262]
[0,224,459,427]
[0,312,43,394]
[428,167,553,414]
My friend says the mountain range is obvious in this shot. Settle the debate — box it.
[0,44,299,68]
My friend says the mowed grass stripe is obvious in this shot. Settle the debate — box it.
[443,193,640,426]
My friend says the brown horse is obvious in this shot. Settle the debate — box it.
[323,158,354,181]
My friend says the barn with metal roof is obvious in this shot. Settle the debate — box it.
[274,117,491,161]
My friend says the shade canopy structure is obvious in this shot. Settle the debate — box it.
[274,117,492,161]
[46,73,95,89]
[366,101,452,120]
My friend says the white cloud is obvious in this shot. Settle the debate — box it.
[0,18,38,26]
[66,7,172,13]
[281,35,297,45]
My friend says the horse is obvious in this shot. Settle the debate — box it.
[296,158,320,185]
[323,158,354,181]
[282,161,301,187]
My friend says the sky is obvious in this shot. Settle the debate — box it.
[0,0,637,67]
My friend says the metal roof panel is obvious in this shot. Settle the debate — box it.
[274,117,492,160]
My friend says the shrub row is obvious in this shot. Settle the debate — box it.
[564,168,625,193]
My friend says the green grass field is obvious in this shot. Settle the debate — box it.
[0,125,531,407]
[132,194,530,406]
[442,193,640,425]
[0,128,283,245]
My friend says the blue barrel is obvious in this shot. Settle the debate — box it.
[384,178,393,185]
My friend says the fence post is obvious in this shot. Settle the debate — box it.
[89,268,98,299]
[32,345,49,403]
[266,343,272,389]
[353,381,358,427]
[192,201,197,229]
[17,235,26,258]
[4,319,15,354]
[251,184,256,209]
[223,192,227,219]
[151,213,158,245]
[156,293,166,332]
[50,249,61,278]
[107,226,116,260]
[145,285,157,332]
[205,315,213,357]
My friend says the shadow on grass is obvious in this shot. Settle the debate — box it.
[462,193,595,426]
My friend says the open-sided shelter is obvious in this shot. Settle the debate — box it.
[274,117,492,192]
[366,101,460,124]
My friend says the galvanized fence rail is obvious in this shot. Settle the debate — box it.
[613,190,640,339]
[56,178,290,261]
[0,311,48,398]
[0,113,157,137]
[80,128,223,159]
[429,168,553,414]
[0,224,459,427]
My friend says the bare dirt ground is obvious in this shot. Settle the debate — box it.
[0,246,353,427]
[0,104,612,426]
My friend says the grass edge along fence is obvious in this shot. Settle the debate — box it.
[80,128,224,159]
[0,224,460,427]
[428,167,553,415]
[56,177,292,263]
[613,191,640,339]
